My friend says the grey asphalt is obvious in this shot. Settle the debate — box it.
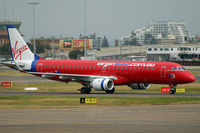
[0,104,200,133]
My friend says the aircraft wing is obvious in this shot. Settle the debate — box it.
[28,72,118,82]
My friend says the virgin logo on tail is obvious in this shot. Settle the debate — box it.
[12,41,28,60]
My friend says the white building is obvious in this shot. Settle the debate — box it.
[147,46,200,61]
[119,21,191,45]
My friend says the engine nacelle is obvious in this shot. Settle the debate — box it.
[90,78,114,91]
[128,83,150,90]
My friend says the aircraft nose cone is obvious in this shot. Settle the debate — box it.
[187,74,196,83]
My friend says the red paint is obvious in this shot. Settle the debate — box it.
[12,41,28,60]
[2,82,12,87]
[35,60,196,85]
[161,87,171,93]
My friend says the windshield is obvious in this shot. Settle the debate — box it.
[172,67,186,71]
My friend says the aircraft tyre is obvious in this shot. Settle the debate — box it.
[81,87,91,94]
[169,86,176,94]
[105,87,115,94]
[169,90,175,94]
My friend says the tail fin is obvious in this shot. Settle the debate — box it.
[7,25,41,70]
[7,25,34,61]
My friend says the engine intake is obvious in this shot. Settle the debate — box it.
[128,83,150,90]
[91,78,114,91]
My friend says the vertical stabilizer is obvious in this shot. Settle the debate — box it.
[7,25,39,70]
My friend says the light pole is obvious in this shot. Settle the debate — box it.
[51,36,55,59]
[28,2,40,54]
[84,0,87,57]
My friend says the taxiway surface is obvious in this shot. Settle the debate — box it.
[0,104,200,133]
[0,91,200,97]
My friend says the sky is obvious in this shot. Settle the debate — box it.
[1,0,200,44]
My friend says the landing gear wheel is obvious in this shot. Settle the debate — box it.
[105,87,115,94]
[81,87,91,94]
[169,85,176,95]
[169,90,175,94]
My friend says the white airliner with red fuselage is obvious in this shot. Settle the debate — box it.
[4,25,196,94]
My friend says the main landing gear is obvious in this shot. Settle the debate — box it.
[80,87,91,94]
[80,87,115,94]
[169,84,176,94]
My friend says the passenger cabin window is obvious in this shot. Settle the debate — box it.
[172,67,186,71]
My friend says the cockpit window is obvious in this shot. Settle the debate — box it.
[178,67,186,71]
[172,67,178,71]
[172,67,186,71]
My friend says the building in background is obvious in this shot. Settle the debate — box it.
[0,21,21,46]
[147,46,200,61]
[31,38,60,53]
[119,20,191,45]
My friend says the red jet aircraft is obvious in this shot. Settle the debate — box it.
[4,25,196,94]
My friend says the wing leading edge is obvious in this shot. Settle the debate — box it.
[28,72,118,82]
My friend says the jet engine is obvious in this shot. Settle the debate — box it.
[128,83,150,90]
[90,78,114,91]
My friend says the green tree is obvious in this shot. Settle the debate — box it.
[124,31,138,46]
[144,33,157,44]
[34,40,50,54]
[27,42,33,52]
[129,38,138,45]
[35,40,44,53]
[0,44,11,56]
[69,49,84,59]
[101,36,109,47]
[124,38,130,46]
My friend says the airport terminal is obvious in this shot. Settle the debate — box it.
[0,1,200,133]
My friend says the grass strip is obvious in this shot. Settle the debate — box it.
[0,96,200,109]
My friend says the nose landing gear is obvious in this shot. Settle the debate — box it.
[169,84,176,94]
